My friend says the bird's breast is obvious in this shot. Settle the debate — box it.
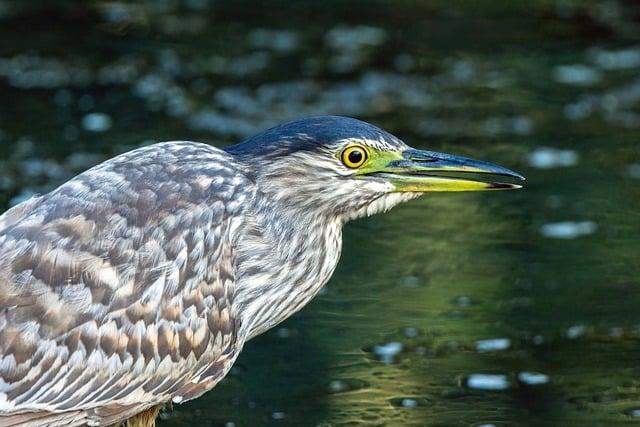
[234,216,343,340]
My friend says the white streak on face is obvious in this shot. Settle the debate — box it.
[337,137,407,153]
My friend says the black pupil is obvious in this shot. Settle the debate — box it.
[348,150,363,164]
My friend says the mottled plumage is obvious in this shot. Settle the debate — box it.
[0,116,522,426]
[0,142,249,426]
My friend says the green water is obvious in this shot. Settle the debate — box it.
[1,1,640,425]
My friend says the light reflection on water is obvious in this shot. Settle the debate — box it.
[1,1,640,425]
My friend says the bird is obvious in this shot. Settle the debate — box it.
[0,116,523,427]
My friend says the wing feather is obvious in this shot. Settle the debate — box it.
[0,142,254,425]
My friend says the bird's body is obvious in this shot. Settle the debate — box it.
[0,116,522,426]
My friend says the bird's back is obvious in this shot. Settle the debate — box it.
[0,142,254,426]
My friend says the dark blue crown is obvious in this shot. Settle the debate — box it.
[226,116,402,158]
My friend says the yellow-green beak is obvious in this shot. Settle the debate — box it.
[364,148,524,192]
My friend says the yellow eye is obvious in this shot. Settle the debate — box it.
[341,145,368,168]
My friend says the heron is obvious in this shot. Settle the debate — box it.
[0,116,523,426]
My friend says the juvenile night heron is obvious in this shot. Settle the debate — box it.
[0,116,523,426]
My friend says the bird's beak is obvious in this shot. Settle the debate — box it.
[363,148,524,192]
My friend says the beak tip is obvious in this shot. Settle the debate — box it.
[496,167,525,181]
[488,182,523,190]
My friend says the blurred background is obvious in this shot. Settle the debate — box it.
[1,0,640,425]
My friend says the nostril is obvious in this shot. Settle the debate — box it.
[411,156,438,163]
[403,149,441,163]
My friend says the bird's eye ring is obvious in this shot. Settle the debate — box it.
[341,145,368,169]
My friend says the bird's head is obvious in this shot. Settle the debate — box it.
[227,116,524,222]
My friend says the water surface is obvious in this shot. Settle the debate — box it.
[1,1,640,425]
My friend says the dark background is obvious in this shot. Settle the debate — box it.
[1,1,640,425]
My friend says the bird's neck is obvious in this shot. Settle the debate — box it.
[233,196,343,340]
